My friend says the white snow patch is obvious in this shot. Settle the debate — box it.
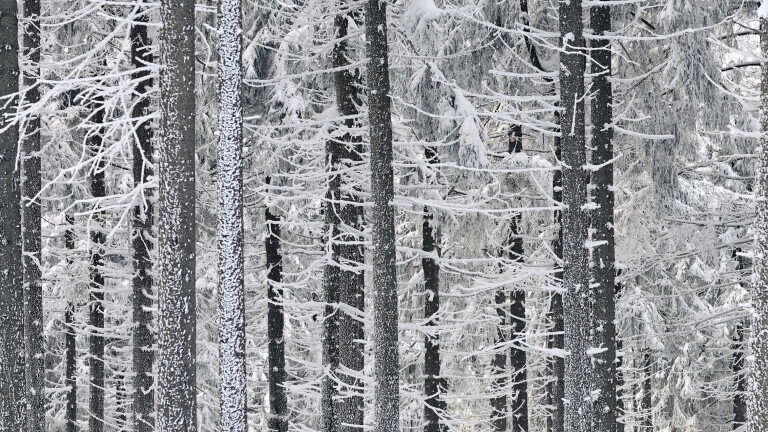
[760,1,768,18]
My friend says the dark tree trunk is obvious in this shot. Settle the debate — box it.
[507,126,528,432]
[130,5,155,431]
[65,215,78,432]
[22,0,44,428]
[366,0,400,431]
[266,192,288,432]
[733,249,747,428]
[324,5,366,432]
[0,0,26,427]
[589,2,616,431]
[490,287,507,432]
[641,352,652,430]
[157,0,198,427]
[423,181,446,432]
[89,94,107,432]
[558,0,591,430]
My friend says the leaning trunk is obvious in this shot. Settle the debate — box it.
[558,0,591,431]
[157,0,198,428]
[366,0,400,431]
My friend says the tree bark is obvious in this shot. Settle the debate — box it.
[21,0,44,427]
[423,191,446,432]
[558,0,592,430]
[366,0,400,431]
[506,125,528,432]
[589,2,616,431]
[218,0,247,428]
[130,4,155,431]
[490,286,507,432]
[65,215,78,432]
[641,352,652,430]
[89,94,107,432]
[158,0,198,428]
[266,195,287,432]
[733,249,747,428]
[0,1,26,428]
[750,15,768,432]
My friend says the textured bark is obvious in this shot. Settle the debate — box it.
[158,0,198,428]
[750,16,768,432]
[490,285,507,432]
[65,215,77,432]
[734,321,747,427]
[21,0,43,428]
[589,2,616,431]
[218,0,247,428]
[266,194,287,432]
[323,5,366,432]
[366,1,400,431]
[558,0,592,430]
[130,5,155,431]
[89,94,107,432]
[507,125,528,432]
[641,352,652,430]
[423,196,446,432]
[0,2,26,428]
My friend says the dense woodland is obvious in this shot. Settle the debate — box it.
[1,0,768,431]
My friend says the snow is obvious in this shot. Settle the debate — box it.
[760,1,768,18]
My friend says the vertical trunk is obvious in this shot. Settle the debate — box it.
[0,0,26,427]
[490,287,507,432]
[89,95,107,432]
[65,214,78,432]
[423,181,445,432]
[558,0,591,431]
[324,5,366,432]
[22,0,44,428]
[615,281,625,432]
[366,1,400,431]
[131,4,155,431]
[733,248,747,427]
[641,352,652,430]
[507,126,528,432]
[158,0,198,428]
[266,186,287,432]
[750,15,768,432]
[334,8,365,432]
[589,2,616,432]
[218,0,247,428]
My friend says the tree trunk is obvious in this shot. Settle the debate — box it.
[366,0,400,431]
[490,286,507,432]
[130,4,155,431]
[733,249,747,428]
[558,0,591,430]
[158,0,198,428]
[507,125,528,432]
[0,0,26,427]
[589,2,616,431]
[89,94,107,432]
[65,214,78,432]
[218,0,247,428]
[750,15,768,432]
[334,8,365,432]
[22,0,44,427]
[266,196,287,432]
[423,191,446,432]
[641,352,652,430]
[615,280,625,432]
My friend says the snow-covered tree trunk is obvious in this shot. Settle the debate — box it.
[423,193,446,432]
[266,196,287,432]
[65,215,77,432]
[366,0,400,431]
[507,125,528,432]
[589,2,616,431]
[491,283,507,432]
[21,0,43,428]
[130,5,155,431]
[89,94,107,432]
[217,0,247,428]
[733,248,747,428]
[641,352,652,429]
[749,14,768,432]
[157,0,198,428]
[558,0,592,430]
[0,1,26,428]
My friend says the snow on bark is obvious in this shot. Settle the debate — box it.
[559,0,593,431]
[65,215,78,432]
[158,0,198,429]
[0,1,26,428]
[366,1,400,431]
[217,0,247,429]
[21,0,44,428]
[749,17,768,432]
[266,199,287,432]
